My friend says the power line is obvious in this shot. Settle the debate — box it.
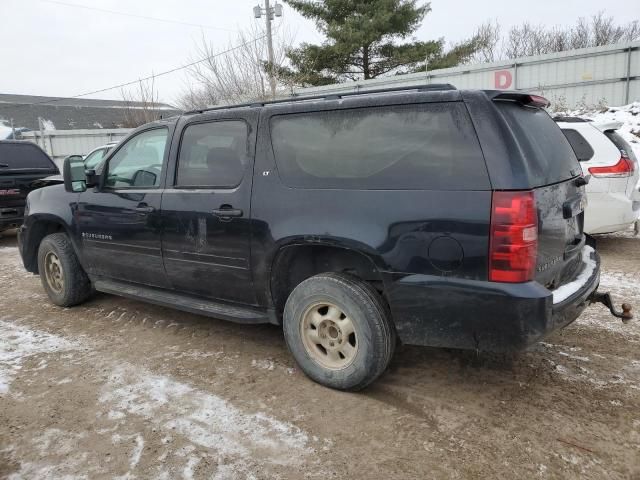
[0,33,267,111]
[40,0,238,33]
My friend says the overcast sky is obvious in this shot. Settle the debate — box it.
[1,0,637,105]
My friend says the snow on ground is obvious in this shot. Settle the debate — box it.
[99,362,311,469]
[0,318,78,394]
[0,123,13,139]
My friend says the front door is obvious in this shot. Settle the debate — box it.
[76,127,171,287]
[160,115,256,304]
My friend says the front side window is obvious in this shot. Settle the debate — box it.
[270,103,488,190]
[105,128,168,188]
[176,120,248,188]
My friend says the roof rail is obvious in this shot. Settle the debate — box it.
[185,83,456,115]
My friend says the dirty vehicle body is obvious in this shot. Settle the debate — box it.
[0,141,59,232]
[18,86,631,390]
[556,118,640,234]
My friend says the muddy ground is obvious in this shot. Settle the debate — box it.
[0,229,639,479]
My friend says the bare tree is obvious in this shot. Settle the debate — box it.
[120,77,165,128]
[470,12,640,62]
[177,23,295,110]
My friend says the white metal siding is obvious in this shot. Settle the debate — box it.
[20,128,131,169]
[293,41,640,109]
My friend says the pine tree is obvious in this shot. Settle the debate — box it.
[280,0,480,86]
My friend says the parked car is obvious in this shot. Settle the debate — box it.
[555,117,640,234]
[17,86,631,390]
[0,140,59,232]
[83,141,119,170]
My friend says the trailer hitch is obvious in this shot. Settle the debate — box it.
[590,292,633,323]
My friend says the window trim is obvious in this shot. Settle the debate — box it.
[173,118,250,190]
[101,126,169,191]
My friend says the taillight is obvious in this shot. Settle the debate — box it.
[588,156,634,178]
[489,190,538,283]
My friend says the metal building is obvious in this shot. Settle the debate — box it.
[293,41,640,109]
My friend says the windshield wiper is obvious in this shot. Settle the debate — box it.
[0,163,9,168]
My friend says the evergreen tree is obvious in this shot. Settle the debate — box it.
[280,0,480,86]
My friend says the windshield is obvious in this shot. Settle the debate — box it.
[84,148,107,169]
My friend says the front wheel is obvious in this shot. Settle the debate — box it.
[283,273,395,391]
[37,233,92,307]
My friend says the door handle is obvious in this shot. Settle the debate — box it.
[134,205,155,213]
[212,207,243,219]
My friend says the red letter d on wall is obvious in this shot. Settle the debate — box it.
[494,70,513,89]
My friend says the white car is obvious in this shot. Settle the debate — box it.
[83,141,119,170]
[555,118,640,234]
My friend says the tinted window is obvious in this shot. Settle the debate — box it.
[0,142,58,172]
[84,148,107,169]
[176,121,248,188]
[561,129,594,161]
[497,102,580,186]
[105,129,167,188]
[604,130,638,164]
[270,103,489,190]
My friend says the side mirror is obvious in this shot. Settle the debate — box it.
[63,156,88,192]
[85,169,98,188]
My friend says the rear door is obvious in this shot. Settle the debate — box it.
[160,111,257,305]
[494,101,586,289]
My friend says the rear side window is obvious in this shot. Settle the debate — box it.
[604,130,638,164]
[561,129,594,161]
[176,121,248,188]
[497,102,580,186]
[270,103,489,190]
[0,142,58,172]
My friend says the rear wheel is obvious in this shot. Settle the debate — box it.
[283,273,395,391]
[37,233,92,307]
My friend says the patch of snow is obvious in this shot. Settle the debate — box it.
[251,359,276,371]
[0,319,78,394]
[0,123,13,139]
[552,246,596,304]
[99,363,310,472]
[41,119,56,131]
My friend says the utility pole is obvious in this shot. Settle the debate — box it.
[253,1,283,99]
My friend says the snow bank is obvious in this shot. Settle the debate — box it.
[0,124,13,139]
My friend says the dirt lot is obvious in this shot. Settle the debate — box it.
[1,230,639,479]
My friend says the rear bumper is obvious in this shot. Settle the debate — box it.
[385,248,601,351]
[585,191,640,234]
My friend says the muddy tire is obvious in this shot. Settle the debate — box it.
[283,273,395,391]
[37,232,92,307]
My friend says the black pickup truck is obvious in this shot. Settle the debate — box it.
[17,86,632,390]
[0,141,59,232]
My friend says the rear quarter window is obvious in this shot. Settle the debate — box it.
[0,142,58,172]
[561,128,594,162]
[270,102,489,190]
[496,102,580,186]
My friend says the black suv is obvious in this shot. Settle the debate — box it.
[18,86,629,390]
[1,141,59,232]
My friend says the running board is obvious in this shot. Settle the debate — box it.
[93,279,274,325]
